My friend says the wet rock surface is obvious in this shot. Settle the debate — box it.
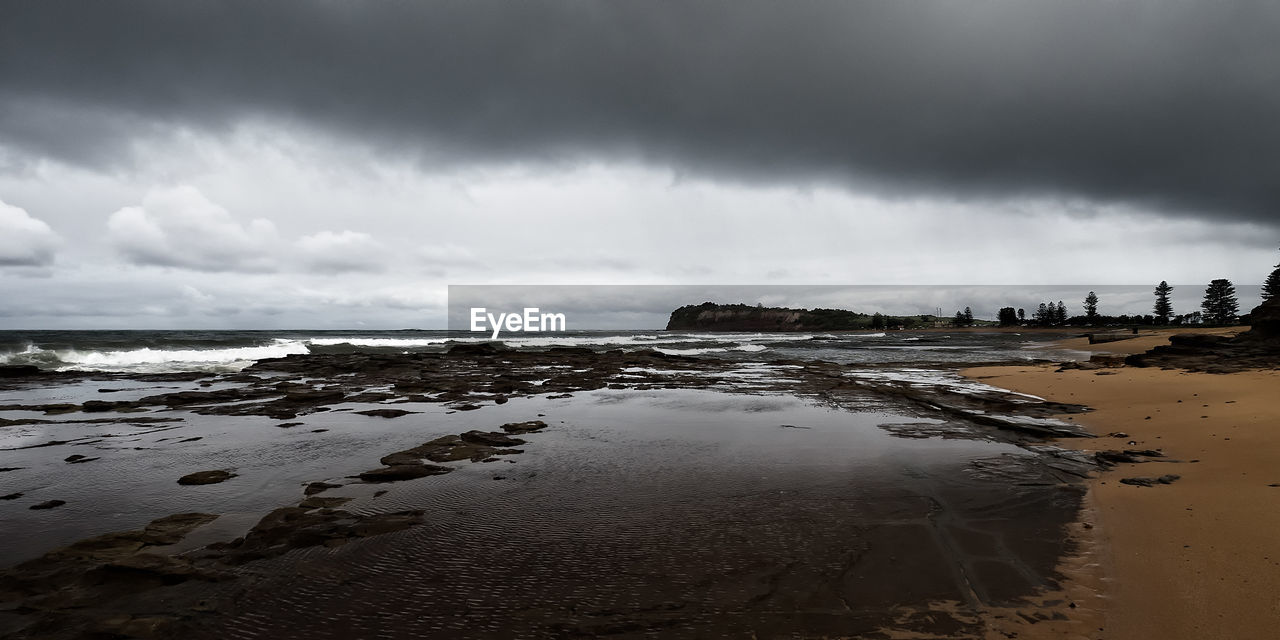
[1120,474,1182,487]
[177,470,235,485]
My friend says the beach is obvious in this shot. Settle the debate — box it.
[964,328,1280,640]
[1,330,1107,638]
[2,327,1275,638]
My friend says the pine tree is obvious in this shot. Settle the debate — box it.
[1035,303,1050,324]
[1084,291,1099,318]
[1264,266,1280,302]
[953,311,966,327]
[871,312,885,330]
[1017,308,1025,322]
[963,307,974,326]
[998,307,1018,326]
[1201,279,1240,325]
[1055,301,1067,324]
[1153,281,1173,324]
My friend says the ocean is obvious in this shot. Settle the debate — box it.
[0,329,1091,373]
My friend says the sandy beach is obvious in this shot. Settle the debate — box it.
[964,328,1280,640]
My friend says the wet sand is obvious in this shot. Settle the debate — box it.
[964,352,1280,639]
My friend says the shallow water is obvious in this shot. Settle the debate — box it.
[1,357,1089,638]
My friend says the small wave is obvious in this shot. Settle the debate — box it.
[655,343,769,356]
[305,337,454,348]
[1,342,310,373]
[500,334,664,347]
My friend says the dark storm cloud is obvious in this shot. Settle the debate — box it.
[3,1,1279,224]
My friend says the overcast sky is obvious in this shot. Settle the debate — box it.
[1,1,1277,329]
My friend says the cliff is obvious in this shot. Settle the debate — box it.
[665,302,871,332]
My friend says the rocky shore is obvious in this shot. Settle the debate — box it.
[0,343,1135,639]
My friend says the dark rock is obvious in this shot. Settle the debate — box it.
[447,342,505,356]
[358,464,453,482]
[177,470,236,485]
[1120,474,1181,487]
[355,408,417,418]
[304,481,342,495]
[30,500,66,510]
[64,454,99,464]
[0,365,41,378]
[81,400,131,412]
[459,430,527,447]
[1242,296,1280,338]
[501,420,549,434]
[1,492,22,500]
[282,389,346,404]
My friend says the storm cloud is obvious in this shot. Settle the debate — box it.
[3,1,1279,226]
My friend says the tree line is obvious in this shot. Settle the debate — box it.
[956,250,1280,328]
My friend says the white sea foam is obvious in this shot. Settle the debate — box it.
[305,337,456,348]
[1,342,311,373]
[655,343,770,356]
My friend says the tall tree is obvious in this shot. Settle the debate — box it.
[1084,291,1099,318]
[953,311,966,327]
[998,307,1018,326]
[1153,281,1173,324]
[1055,301,1067,323]
[1201,279,1240,325]
[871,312,885,330]
[1263,247,1280,302]
[1035,303,1050,324]
[963,307,974,326]
[1264,267,1280,302]
[1017,308,1025,322]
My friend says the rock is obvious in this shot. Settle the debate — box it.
[30,499,66,510]
[447,342,505,356]
[1,492,22,500]
[501,420,549,434]
[215,507,426,563]
[1120,474,1181,487]
[304,481,342,495]
[81,400,132,412]
[0,365,41,378]
[99,552,230,582]
[177,470,236,485]
[64,454,99,464]
[1243,296,1280,338]
[460,430,526,447]
[355,408,417,418]
[358,464,453,482]
[282,389,346,405]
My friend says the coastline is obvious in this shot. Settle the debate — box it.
[962,327,1280,639]
[3,340,1106,638]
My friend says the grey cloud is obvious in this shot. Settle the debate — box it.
[295,230,387,274]
[2,2,1279,226]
